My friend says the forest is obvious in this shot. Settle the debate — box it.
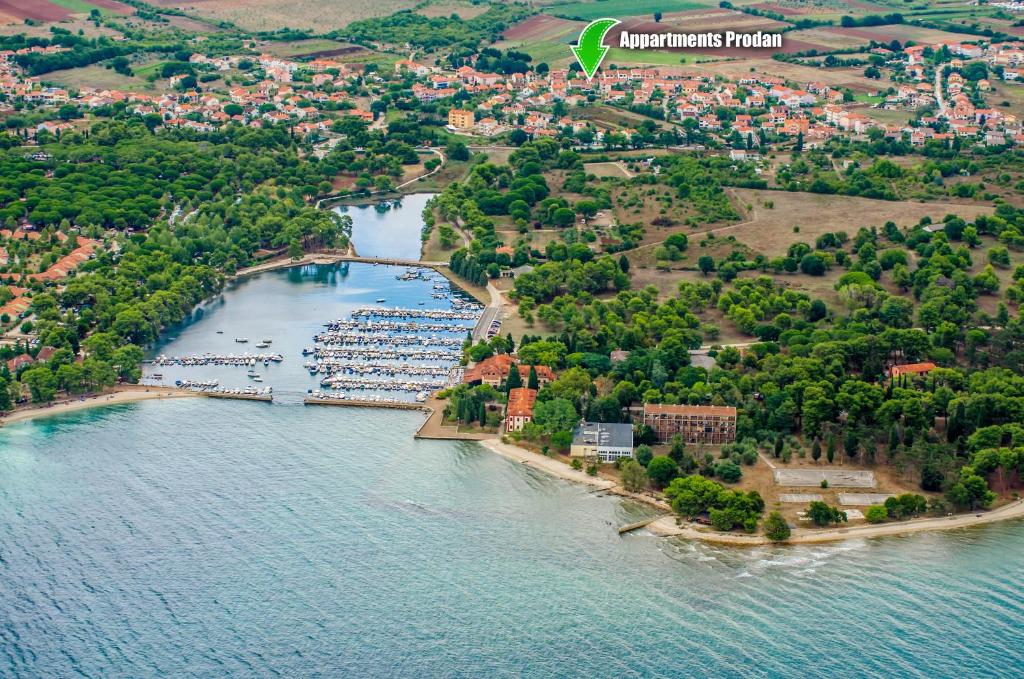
[436,139,1024,528]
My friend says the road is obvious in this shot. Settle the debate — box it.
[472,282,503,343]
[934,68,948,118]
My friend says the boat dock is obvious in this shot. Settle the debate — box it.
[304,396,430,411]
[205,392,273,403]
[306,289,482,401]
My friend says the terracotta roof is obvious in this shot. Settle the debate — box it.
[890,362,936,377]
[643,404,737,417]
[506,387,537,418]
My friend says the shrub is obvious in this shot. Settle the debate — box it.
[865,505,888,524]
[763,511,791,541]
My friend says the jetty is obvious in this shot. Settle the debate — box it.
[617,518,661,535]
[153,353,284,367]
[206,392,273,403]
[304,396,429,410]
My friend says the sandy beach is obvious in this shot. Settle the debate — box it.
[480,439,616,490]
[0,386,199,426]
[231,252,350,280]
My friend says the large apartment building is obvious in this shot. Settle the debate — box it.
[641,404,737,445]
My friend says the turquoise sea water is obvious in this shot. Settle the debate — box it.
[3,399,1024,677]
[2,200,1024,676]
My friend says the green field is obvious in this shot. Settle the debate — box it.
[605,47,712,66]
[48,0,120,15]
[261,39,349,58]
[545,0,708,21]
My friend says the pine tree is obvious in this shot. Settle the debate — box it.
[505,364,522,392]
[947,401,966,442]
[478,401,487,426]
[774,435,784,458]
[889,424,900,453]
[844,431,858,460]
[811,438,821,463]
[506,332,515,353]
[527,365,539,390]
[826,434,835,464]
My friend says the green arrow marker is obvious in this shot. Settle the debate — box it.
[571,18,620,80]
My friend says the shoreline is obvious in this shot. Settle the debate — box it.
[479,439,674,514]
[0,386,200,426]
[477,438,1024,546]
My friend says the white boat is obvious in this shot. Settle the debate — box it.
[255,342,269,348]
[235,338,248,343]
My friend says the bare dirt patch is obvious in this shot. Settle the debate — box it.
[584,161,631,179]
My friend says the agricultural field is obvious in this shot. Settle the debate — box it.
[260,39,353,58]
[691,58,885,93]
[495,14,584,66]
[0,0,73,23]
[829,23,986,44]
[49,0,131,15]
[149,0,420,32]
[604,48,714,67]
[45,63,156,92]
[544,0,713,22]
[0,16,119,35]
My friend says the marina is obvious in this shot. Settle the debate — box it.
[306,295,480,399]
[140,260,482,404]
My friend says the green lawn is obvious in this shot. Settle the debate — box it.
[545,0,708,21]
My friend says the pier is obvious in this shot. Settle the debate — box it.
[304,397,430,411]
[617,518,660,535]
[205,392,273,403]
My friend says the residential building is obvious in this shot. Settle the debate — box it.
[463,354,554,388]
[570,422,634,462]
[447,108,475,130]
[505,387,537,432]
[889,362,937,380]
[642,404,737,444]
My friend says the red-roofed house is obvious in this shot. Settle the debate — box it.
[505,387,537,432]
